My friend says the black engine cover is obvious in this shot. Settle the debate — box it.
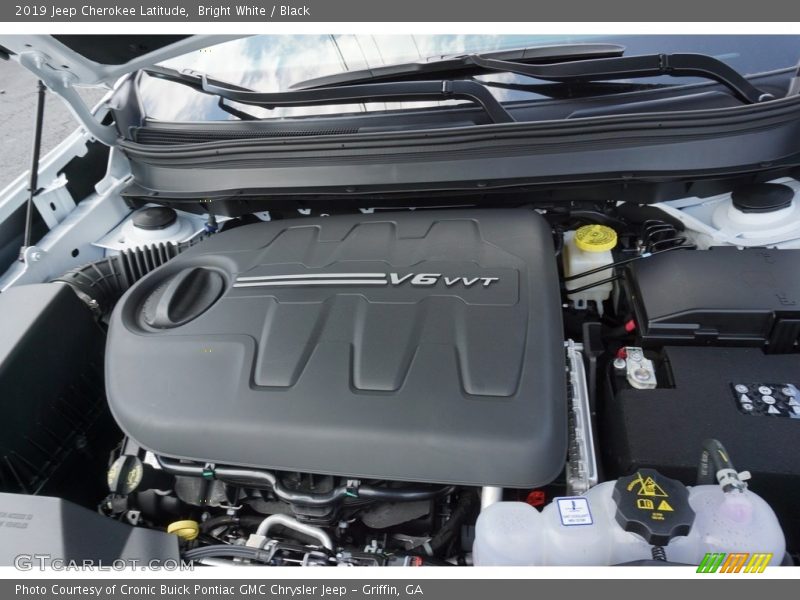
[106,209,566,487]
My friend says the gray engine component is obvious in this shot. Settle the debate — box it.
[106,209,566,488]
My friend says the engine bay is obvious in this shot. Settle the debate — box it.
[1,180,799,567]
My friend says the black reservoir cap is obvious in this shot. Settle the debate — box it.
[613,468,695,547]
[132,206,178,230]
[731,183,793,214]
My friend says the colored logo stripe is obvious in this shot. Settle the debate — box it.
[697,552,772,573]
[720,553,749,573]
[745,553,773,573]
[697,553,726,573]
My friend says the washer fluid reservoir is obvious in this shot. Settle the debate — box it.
[563,224,617,313]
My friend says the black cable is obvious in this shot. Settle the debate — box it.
[563,254,641,283]
[563,218,696,285]
[641,219,693,253]
[565,275,621,295]
[553,228,565,258]
[563,243,693,283]
[650,237,686,251]
[563,218,696,296]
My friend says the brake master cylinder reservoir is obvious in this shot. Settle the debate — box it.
[563,224,617,312]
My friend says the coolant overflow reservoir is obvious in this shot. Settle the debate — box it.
[563,224,617,313]
[473,478,785,566]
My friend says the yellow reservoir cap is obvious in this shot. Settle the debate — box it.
[167,520,199,541]
[574,224,617,252]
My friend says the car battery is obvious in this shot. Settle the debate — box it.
[603,345,800,549]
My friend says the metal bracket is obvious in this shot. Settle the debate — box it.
[17,51,118,146]
[565,340,599,495]
[17,245,49,280]
[32,174,76,229]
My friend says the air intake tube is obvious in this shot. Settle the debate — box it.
[53,240,197,318]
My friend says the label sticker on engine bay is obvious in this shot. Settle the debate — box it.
[731,383,800,418]
[556,497,593,526]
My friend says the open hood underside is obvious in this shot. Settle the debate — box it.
[0,34,245,145]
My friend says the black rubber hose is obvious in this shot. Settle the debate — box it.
[200,514,265,533]
[414,556,455,566]
[415,489,479,557]
[53,239,199,317]
[697,438,736,486]
[183,545,274,563]
[357,485,457,503]
[217,470,454,507]
[156,456,454,507]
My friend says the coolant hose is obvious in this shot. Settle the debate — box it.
[416,488,479,557]
[156,456,454,507]
[183,545,274,564]
[697,438,749,494]
[697,438,735,485]
[199,514,265,533]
